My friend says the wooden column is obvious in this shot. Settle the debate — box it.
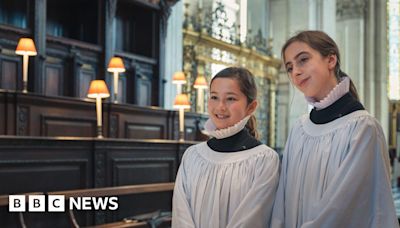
[103,0,117,84]
[32,0,47,93]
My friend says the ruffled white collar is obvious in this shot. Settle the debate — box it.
[306,77,350,110]
[203,116,251,139]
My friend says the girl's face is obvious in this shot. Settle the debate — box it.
[208,78,257,130]
[284,41,338,101]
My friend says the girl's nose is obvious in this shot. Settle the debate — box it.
[218,101,227,111]
[292,65,302,77]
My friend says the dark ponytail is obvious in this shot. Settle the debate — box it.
[246,115,259,139]
[337,69,360,101]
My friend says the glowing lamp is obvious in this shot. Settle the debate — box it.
[173,94,191,141]
[107,57,126,103]
[15,38,37,93]
[87,80,110,138]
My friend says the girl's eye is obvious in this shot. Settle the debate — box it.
[299,57,309,64]
[227,97,237,101]
[286,67,293,73]
[210,96,218,100]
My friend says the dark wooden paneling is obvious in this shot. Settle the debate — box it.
[0,137,194,227]
[78,68,95,98]
[0,162,88,193]
[0,137,94,227]
[135,61,154,106]
[108,149,176,186]
[41,115,96,137]
[125,123,163,139]
[101,140,181,223]
[0,58,19,90]
[0,138,93,194]
[136,76,151,106]
[44,64,63,96]
[0,92,5,134]
[117,76,126,103]
[16,105,29,136]
[9,93,98,137]
[45,37,101,99]
[109,104,170,140]
[0,91,208,140]
[4,92,16,135]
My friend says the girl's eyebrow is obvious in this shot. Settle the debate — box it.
[226,92,238,96]
[210,91,239,96]
[285,51,309,67]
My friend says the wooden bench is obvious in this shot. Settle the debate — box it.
[0,182,175,228]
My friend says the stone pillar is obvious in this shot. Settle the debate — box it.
[164,1,183,109]
[269,80,277,148]
[372,0,389,139]
[336,0,366,105]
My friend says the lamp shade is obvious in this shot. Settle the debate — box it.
[87,80,110,99]
[173,94,191,109]
[107,57,126,73]
[15,38,37,56]
[193,75,208,89]
[172,72,186,84]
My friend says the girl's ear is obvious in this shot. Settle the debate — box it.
[246,100,258,115]
[327,54,337,70]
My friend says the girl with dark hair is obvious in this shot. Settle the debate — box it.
[271,30,398,227]
[172,67,279,228]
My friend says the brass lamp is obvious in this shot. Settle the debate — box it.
[107,57,126,103]
[173,94,191,141]
[172,71,186,94]
[193,75,208,113]
[87,80,110,138]
[15,38,37,93]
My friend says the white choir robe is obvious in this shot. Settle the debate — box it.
[271,110,398,228]
[172,142,279,228]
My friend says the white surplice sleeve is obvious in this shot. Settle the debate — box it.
[299,121,397,228]
[172,150,196,228]
[227,150,280,228]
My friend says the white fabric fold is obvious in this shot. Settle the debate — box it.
[271,110,398,228]
[202,115,251,139]
[306,77,350,110]
[172,142,280,228]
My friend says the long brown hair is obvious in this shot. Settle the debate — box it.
[281,30,360,100]
[210,67,259,139]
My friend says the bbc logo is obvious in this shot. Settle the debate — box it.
[9,195,118,212]
[9,195,65,212]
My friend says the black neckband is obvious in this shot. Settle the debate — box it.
[207,128,261,152]
[310,92,365,124]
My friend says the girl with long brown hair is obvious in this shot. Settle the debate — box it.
[271,30,397,227]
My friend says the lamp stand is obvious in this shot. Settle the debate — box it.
[22,55,29,93]
[179,108,185,141]
[177,84,182,94]
[95,97,103,138]
[113,71,119,103]
[196,88,204,113]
